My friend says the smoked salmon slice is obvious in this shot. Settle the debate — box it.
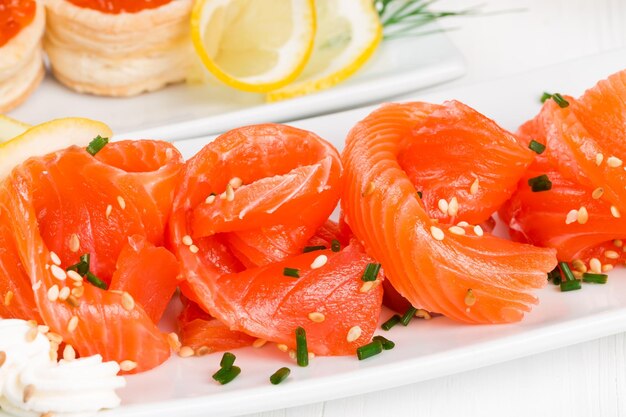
[342,101,557,324]
[170,124,383,355]
[0,140,183,372]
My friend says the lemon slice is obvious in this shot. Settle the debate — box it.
[267,0,382,101]
[0,115,31,143]
[0,118,112,179]
[191,0,316,93]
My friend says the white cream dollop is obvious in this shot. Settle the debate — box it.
[0,319,126,417]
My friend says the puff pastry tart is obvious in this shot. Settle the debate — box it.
[44,0,193,97]
[0,0,45,113]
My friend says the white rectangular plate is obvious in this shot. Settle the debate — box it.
[7,31,465,141]
[3,49,626,417]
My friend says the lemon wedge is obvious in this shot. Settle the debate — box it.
[267,0,382,101]
[0,115,31,143]
[191,0,316,93]
[0,118,112,179]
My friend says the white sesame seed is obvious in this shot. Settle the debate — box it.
[277,344,288,352]
[596,153,604,166]
[23,384,35,403]
[252,339,267,348]
[67,316,79,332]
[63,344,76,361]
[69,234,80,253]
[47,332,63,344]
[25,327,38,343]
[360,281,375,293]
[430,226,444,241]
[32,281,42,291]
[50,251,61,266]
[573,270,583,279]
[308,312,325,323]
[105,204,113,219]
[565,209,578,224]
[577,207,589,224]
[603,264,614,272]
[67,270,83,282]
[121,292,135,311]
[189,244,199,254]
[589,258,602,274]
[58,287,70,301]
[3,291,12,306]
[614,239,623,248]
[362,182,375,197]
[229,177,243,189]
[225,184,235,202]
[288,350,297,360]
[346,326,362,343]
[310,254,328,269]
[117,196,126,210]
[120,360,137,372]
[415,309,432,320]
[167,332,181,352]
[47,285,60,302]
[182,235,193,246]
[50,264,66,281]
[592,187,604,199]
[37,325,49,334]
[470,178,480,195]
[572,259,587,273]
[205,194,216,204]
[473,225,484,237]
[437,199,448,214]
[448,197,459,217]
[605,250,620,259]
[71,286,84,298]
[448,226,465,235]
[308,352,316,359]
[608,156,623,168]
[611,205,621,218]
[464,289,476,306]
[178,346,194,358]
[457,221,469,227]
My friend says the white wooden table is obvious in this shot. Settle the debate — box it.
[247,1,626,416]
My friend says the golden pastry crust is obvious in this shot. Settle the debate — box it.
[44,0,194,97]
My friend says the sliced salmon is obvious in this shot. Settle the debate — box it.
[342,101,557,324]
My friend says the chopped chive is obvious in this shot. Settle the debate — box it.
[295,327,308,367]
[67,253,90,276]
[559,261,576,282]
[528,140,546,154]
[219,352,236,369]
[356,340,383,360]
[212,366,241,385]
[548,267,562,285]
[582,272,608,284]
[331,239,341,252]
[401,306,417,326]
[381,314,402,331]
[283,268,300,278]
[269,367,291,385]
[361,263,381,282]
[86,135,109,156]
[527,174,552,192]
[559,262,581,292]
[551,93,569,108]
[417,191,423,199]
[540,92,552,103]
[85,272,107,290]
[373,335,395,350]
[303,245,326,253]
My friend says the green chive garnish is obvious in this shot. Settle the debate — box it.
[303,245,326,253]
[212,366,241,385]
[528,140,546,154]
[527,174,552,192]
[269,367,291,385]
[551,93,569,108]
[356,340,383,360]
[373,335,395,350]
[219,352,236,369]
[540,92,552,103]
[86,272,107,290]
[381,314,401,331]
[559,262,581,292]
[361,263,381,282]
[331,239,341,253]
[401,306,417,326]
[67,253,90,276]
[283,268,300,278]
[548,267,562,285]
[86,135,109,156]
[295,327,308,367]
[582,272,608,284]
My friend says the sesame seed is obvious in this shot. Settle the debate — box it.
[120,360,137,372]
[66,295,79,308]
[448,197,459,217]
[23,384,35,403]
[63,344,76,361]
[437,199,449,214]
[197,347,210,356]
[457,221,469,227]
[464,289,476,306]
[225,184,235,202]
[47,285,60,302]
[37,325,49,334]
[448,226,465,235]
[611,205,621,218]
[67,316,79,332]
[32,281,42,291]
[415,309,432,320]
[608,156,623,168]
[473,225,484,237]
[589,258,602,274]
[614,239,623,248]
[603,264,614,272]
[69,234,80,253]
[58,287,70,301]
[362,182,375,197]
[565,209,578,224]
[50,251,61,266]
[182,235,193,246]
[346,326,362,343]
[189,244,199,254]
[605,250,619,259]
[577,207,589,224]
[430,226,444,241]
[470,178,480,195]
[0,351,5,367]
[117,196,126,210]
[592,187,604,199]
[49,348,58,362]
[25,327,38,343]
[121,292,135,311]
[178,346,194,358]
[573,270,583,279]
[205,194,216,204]
[596,153,604,166]
[277,344,288,352]
[50,265,66,281]
[311,254,328,269]
[360,281,375,293]
[3,291,13,306]
[47,332,63,344]
[229,177,243,189]
[167,332,181,352]
[308,352,316,359]
[27,320,37,328]
[252,338,267,348]
[288,350,297,360]
[308,312,325,323]
[571,259,587,272]
[67,270,83,282]
[105,204,112,218]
